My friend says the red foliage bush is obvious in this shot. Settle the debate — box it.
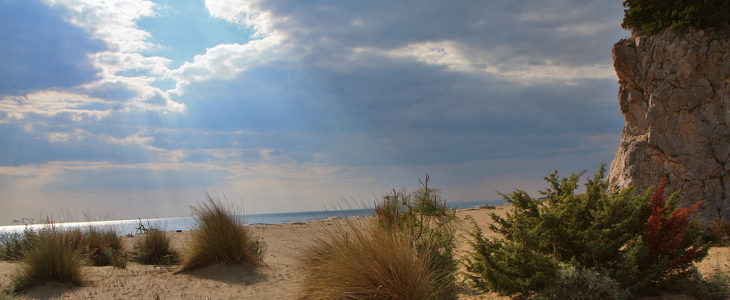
[644,178,703,268]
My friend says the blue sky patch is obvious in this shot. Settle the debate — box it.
[138,0,255,68]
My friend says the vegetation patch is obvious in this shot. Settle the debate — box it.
[622,0,730,34]
[178,195,264,272]
[300,175,458,299]
[463,165,709,297]
[1,228,38,261]
[10,226,85,292]
[135,228,177,265]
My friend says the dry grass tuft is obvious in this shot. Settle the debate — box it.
[11,225,84,292]
[177,195,263,272]
[299,220,447,299]
[135,228,176,265]
[81,227,123,266]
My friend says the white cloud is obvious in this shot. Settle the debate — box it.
[168,37,281,93]
[36,0,189,115]
[0,91,112,120]
[43,0,156,53]
[204,0,277,37]
[382,41,616,83]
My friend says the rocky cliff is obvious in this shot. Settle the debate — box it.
[608,28,730,226]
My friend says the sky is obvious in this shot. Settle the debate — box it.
[0,0,630,225]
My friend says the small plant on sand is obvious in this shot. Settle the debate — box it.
[300,175,458,299]
[135,228,177,265]
[177,195,263,272]
[538,264,630,300]
[81,227,124,267]
[464,165,707,297]
[11,225,84,292]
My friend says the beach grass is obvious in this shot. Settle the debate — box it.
[81,226,123,267]
[177,195,263,272]
[10,225,84,292]
[299,220,447,299]
[135,228,176,265]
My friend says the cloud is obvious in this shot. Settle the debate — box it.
[168,38,281,93]
[34,0,185,113]
[43,0,156,53]
[0,91,113,120]
[230,0,626,83]
[205,0,278,36]
[0,0,104,96]
[0,1,631,224]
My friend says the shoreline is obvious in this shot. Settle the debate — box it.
[0,201,503,236]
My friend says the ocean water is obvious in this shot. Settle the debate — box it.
[0,200,503,238]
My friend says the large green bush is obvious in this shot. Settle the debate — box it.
[622,0,730,34]
[463,165,707,297]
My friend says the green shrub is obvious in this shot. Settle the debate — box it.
[622,0,730,34]
[463,165,707,296]
[177,195,264,272]
[539,264,629,300]
[11,226,84,291]
[135,228,176,265]
[300,221,447,299]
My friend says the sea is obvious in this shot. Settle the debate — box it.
[0,200,504,238]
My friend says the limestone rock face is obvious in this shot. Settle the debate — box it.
[608,28,730,226]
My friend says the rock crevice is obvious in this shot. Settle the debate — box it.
[608,28,730,226]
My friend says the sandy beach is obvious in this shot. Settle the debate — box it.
[0,205,727,299]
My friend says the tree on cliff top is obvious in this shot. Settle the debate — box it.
[622,0,730,34]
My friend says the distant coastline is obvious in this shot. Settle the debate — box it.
[0,200,504,236]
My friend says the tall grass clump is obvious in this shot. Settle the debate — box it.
[375,175,458,296]
[464,164,707,297]
[135,228,176,265]
[11,225,84,292]
[81,227,123,267]
[178,195,263,272]
[300,222,443,299]
[300,175,458,299]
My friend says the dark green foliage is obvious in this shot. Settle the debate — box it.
[375,175,459,298]
[622,0,730,34]
[463,165,707,297]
